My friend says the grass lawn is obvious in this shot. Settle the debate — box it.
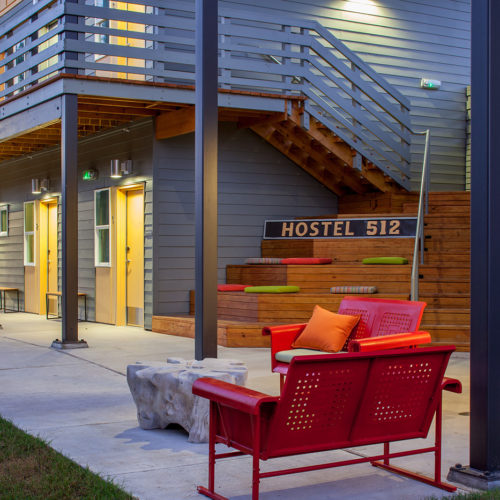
[0,416,136,499]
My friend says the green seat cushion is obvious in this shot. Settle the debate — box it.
[275,348,326,363]
[362,257,408,265]
[244,285,300,293]
[275,348,348,363]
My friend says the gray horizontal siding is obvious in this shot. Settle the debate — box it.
[0,120,153,326]
[222,0,470,191]
[153,122,338,316]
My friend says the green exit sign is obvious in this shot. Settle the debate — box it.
[82,169,98,181]
[420,78,441,90]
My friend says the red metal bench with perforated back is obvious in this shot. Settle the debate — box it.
[193,346,461,500]
[262,296,428,388]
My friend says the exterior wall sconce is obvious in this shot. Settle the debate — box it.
[31,178,50,194]
[110,159,133,178]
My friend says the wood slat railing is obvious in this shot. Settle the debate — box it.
[0,0,411,188]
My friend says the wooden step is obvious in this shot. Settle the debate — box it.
[422,308,470,324]
[424,229,471,242]
[418,281,470,294]
[227,264,413,294]
[189,291,409,323]
[261,238,415,262]
[151,315,271,348]
[404,203,470,214]
[226,266,287,286]
[419,293,470,308]
[424,324,470,351]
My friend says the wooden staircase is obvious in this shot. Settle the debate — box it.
[251,102,407,196]
[152,192,470,351]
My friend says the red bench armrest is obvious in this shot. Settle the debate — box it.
[347,331,432,352]
[192,378,278,415]
[442,377,462,393]
[262,323,307,370]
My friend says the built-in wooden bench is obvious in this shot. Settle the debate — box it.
[188,290,410,324]
[0,287,20,313]
[227,264,412,294]
[151,315,271,348]
[46,291,88,322]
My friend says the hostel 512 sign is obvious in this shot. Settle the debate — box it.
[263,217,417,239]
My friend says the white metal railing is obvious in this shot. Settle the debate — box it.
[0,0,412,188]
[410,129,431,302]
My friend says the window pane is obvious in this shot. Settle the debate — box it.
[95,191,109,226]
[0,210,6,233]
[25,203,34,231]
[25,234,34,264]
[97,228,110,264]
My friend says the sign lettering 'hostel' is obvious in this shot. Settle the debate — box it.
[263,217,417,239]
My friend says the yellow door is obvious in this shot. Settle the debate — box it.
[46,201,58,315]
[126,189,144,326]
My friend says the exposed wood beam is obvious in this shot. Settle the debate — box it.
[156,106,195,139]
[252,122,345,196]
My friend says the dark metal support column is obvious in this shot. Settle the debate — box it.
[194,0,218,360]
[448,0,500,488]
[51,94,88,349]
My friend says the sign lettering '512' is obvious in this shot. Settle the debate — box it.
[263,217,417,239]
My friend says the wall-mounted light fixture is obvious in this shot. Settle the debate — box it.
[31,178,50,194]
[110,159,133,178]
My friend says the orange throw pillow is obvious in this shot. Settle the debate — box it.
[292,305,360,353]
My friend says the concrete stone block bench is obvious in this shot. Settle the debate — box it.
[127,357,247,442]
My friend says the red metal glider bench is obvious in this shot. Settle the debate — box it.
[263,296,428,388]
[193,346,461,499]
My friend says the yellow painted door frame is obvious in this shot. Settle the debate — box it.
[42,199,58,316]
[24,200,40,313]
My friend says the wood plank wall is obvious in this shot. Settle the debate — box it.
[222,0,471,191]
[152,122,338,316]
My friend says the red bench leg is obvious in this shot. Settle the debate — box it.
[252,415,261,500]
[198,403,229,500]
[372,399,457,492]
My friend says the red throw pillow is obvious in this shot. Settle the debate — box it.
[292,305,360,353]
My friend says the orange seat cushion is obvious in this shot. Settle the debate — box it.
[292,305,360,353]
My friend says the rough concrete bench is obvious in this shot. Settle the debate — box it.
[127,357,247,442]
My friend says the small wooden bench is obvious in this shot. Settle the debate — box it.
[46,291,87,322]
[193,346,462,499]
[0,287,20,313]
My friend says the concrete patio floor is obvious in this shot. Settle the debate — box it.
[0,313,473,499]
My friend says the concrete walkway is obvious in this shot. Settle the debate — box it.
[0,313,472,499]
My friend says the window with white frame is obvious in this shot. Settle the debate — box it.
[0,205,8,237]
[24,201,35,265]
[94,189,110,266]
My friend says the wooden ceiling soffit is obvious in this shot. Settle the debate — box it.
[251,122,346,196]
[155,106,195,140]
[236,112,286,129]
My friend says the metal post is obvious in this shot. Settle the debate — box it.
[448,0,500,488]
[51,94,87,349]
[194,0,218,360]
